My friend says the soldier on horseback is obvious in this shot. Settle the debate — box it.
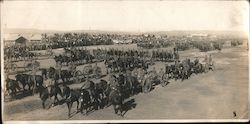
[80,76,94,101]
[44,77,55,99]
[109,74,119,89]
[55,62,62,79]
[158,68,165,79]
[194,57,199,65]
[93,63,101,79]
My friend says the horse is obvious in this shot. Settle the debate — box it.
[193,63,204,74]
[40,68,48,80]
[48,67,61,82]
[60,70,73,83]
[81,79,99,109]
[104,59,114,74]
[109,86,123,116]
[15,74,43,91]
[94,79,109,108]
[79,89,91,115]
[6,78,21,98]
[36,83,63,109]
[62,85,80,118]
[125,75,140,96]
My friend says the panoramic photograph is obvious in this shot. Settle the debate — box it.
[1,0,249,123]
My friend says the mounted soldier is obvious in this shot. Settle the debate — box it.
[93,63,101,79]
[44,77,55,99]
[158,68,165,79]
[194,57,199,65]
[55,62,62,79]
[109,74,121,94]
[80,76,95,101]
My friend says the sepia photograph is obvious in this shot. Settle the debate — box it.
[1,0,249,123]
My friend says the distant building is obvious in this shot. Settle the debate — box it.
[15,36,28,45]
[187,33,208,38]
[3,34,42,46]
[29,34,42,43]
[3,34,19,46]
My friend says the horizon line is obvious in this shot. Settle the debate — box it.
[3,28,246,33]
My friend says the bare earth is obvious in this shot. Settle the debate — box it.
[3,45,248,120]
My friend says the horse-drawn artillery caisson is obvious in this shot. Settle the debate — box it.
[48,65,82,84]
[131,68,169,93]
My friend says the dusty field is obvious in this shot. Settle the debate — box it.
[3,44,249,121]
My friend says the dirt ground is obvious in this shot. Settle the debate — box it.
[3,44,249,120]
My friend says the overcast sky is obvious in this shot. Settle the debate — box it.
[1,0,249,32]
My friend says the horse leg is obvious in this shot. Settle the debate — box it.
[13,88,17,98]
[42,99,47,109]
[80,102,84,114]
[85,103,89,115]
[76,100,79,111]
[67,102,72,117]
[53,94,59,106]
[119,104,123,116]
[113,105,118,114]
[106,68,109,74]
[22,83,26,91]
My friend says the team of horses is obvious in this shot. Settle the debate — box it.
[4,48,36,61]
[54,48,95,66]
[6,53,214,117]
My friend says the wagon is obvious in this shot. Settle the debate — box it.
[137,70,168,93]
[23,60,40,71]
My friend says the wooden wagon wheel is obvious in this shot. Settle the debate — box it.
[83,65,92,78]
[26,63,32,71]
[73,70,82,84]
[161,73,169,87]
[143,78,152,93]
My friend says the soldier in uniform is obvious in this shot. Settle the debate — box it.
[93,63,101,79]
[132,67,138,77]
[208,54,213,66]
[194,57,199,65]
[158,68,165,80]
[109,74,120,90]
[81,76,94,101]
[69,61,76,71]
[55,62,62,79]
[204,54,208,64]
[31,59,38,94]
[44,77,55,99]
[165,63,170,74]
